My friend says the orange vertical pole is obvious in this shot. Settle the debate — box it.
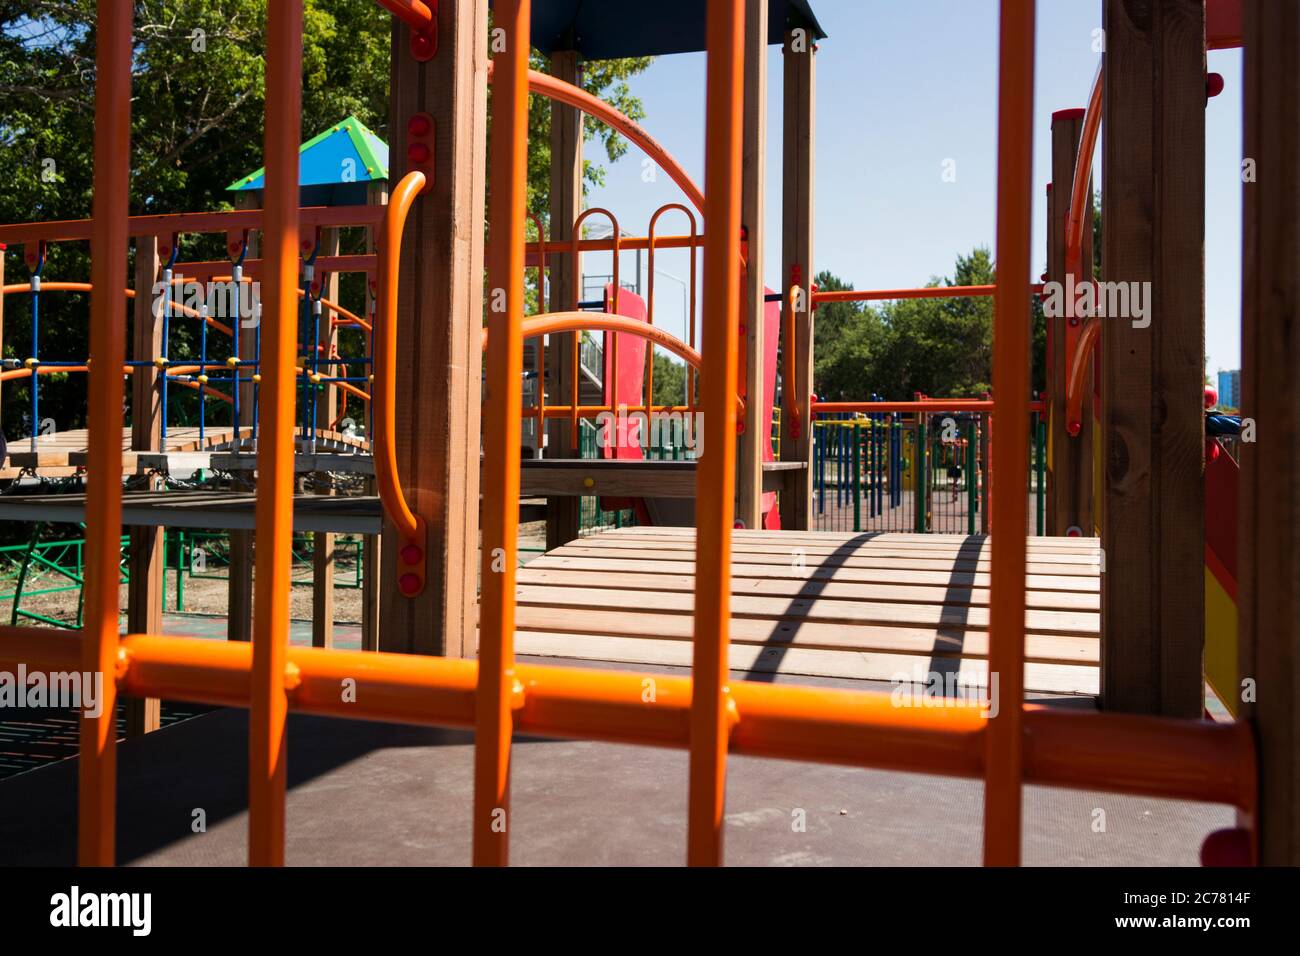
[249,0,303,867]
[985,0,1035,867]
[475,0,529,867]
[79,0,133,866]
[687,0,745,867]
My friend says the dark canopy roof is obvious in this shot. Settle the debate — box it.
[516,0,827,60]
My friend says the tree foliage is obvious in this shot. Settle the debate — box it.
[0,1,651,437]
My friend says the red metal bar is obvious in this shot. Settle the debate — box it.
[688,0,745,868]
[249,0,303,868]
[476,0,529,868]
[985,0,1036,867]
[79,0,134,867]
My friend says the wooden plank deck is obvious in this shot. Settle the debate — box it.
[514,526,1102,696]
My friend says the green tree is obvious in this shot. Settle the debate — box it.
[0,1,652,436]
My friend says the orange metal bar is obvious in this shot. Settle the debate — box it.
[372,171,426,541]
[985,0,1036,868]
[78,0,134,866]
[647,204,699,420]
[688,0,744,868]
[526,233,702,259]
[814,400,996,414]
[476,0,529,868]
[812,284,1045,306]
[374,0,434,30]
[1065,317,1100,434]
[249,0,302,868]
[0,625,1259,815]
[510,312,703,370]
[1065,64,1102,284]
[528,213,547,442]
[0,206,383,246]
[488,65,705,214]
[573,209,621,415]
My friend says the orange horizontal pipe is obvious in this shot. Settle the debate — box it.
[487,64,705,214]
[0,626,1256,812]
[2,281,234,337]
[0,205,383,246]
[522,404,696,418]
[509,311,702,369]
[374,0,434,29]
[814,400,994,413]
[524,234,703,260]
[0,364,131,382]
[812,284,1045,306]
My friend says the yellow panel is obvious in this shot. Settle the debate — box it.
[1204,566,1239,717]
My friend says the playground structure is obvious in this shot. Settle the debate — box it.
[0,0,1293,869]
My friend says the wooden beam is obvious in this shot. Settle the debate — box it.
[1239,0,1300,865]
[381,0,487,655]
[1100,0,1205,716]
[545,50,584,551]
[778,27,816,531]
[1046,110,1095,537]
[125,235,162,735]
[737,0,769,530]
[227,529,253,642]
[311,476,334,648]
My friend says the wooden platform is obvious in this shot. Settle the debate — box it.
[0,425,369,475]
[515,527,1103,695]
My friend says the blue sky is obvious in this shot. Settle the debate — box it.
[582,0,1244,375]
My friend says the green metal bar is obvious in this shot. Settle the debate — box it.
[915,420,927,533]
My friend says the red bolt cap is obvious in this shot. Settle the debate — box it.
[1207,72,1225,98]
[401,543,423,565]
[408,115,431,137]
[408,142,430,164]
[1200,828,1251,867]
[411,30,434,59]
[399,572,421,596]
[1066,420,1082,437]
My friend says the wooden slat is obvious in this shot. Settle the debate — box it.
[514,631,1099,696]
[518,564,1099,611]
[528,552,1100,593]
[551,544,1100,577]
[514,584,1099,636]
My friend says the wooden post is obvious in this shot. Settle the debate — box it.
[737,0,768,530]
[778,27,816,531]
[227,529,253,642]
[311,475,334,648]
[381,0,487,656]
[1100,0,1205,717]
[545,50,583,551]
[361,474,380,651]
[125,236,163,735]
[1046,109,1095,537]
[1239,0,1300,865]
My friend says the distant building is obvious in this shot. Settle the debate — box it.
[1217,369,1241,409]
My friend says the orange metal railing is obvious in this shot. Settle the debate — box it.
[0,0,1261,870]
[1064,63,1103,436]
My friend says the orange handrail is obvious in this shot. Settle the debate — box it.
[487,63,705,215]
[372,170,426,543]
[1063,62,1103,438]
[374,0,432,29]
